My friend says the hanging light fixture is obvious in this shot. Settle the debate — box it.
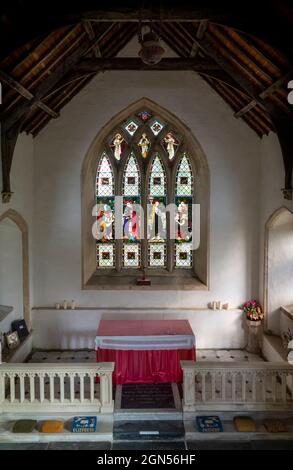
[138,22,165,65]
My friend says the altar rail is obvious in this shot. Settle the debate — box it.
[181,361,293,412]
[0,362,114,414]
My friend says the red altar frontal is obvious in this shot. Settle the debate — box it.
[95,320,196,384]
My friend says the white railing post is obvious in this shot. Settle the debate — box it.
[97,362,115,413]
[181,361,196,409]
[0,368,4,413]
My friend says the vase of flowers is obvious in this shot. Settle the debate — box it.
[243,300,264,353]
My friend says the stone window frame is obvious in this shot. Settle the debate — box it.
[81,98,210,290]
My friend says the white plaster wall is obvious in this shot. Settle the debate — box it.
[267,212,293,334]
[32,70,261,348]
[0,219,23,332]
[0,134,34,334]
[259,134,293,333]
[32,308,246,350]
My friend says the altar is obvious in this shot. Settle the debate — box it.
[95,320,195,384]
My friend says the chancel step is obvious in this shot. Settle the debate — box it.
[113,420,185,441]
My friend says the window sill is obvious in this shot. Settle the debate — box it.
[83,271,208,290]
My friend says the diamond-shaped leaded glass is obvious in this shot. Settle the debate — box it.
[175,154,193,196]
[96,243,114,268]
[124,120,138,136]
[123,153,140,196]
[123,243,140,267]
[174,243,192,268]
[149,155,166,197]
[148,243,166,267]
[96,153,114,196]
[150,120,164,136]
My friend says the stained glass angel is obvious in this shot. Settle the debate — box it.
[111,133,125,161]
[138,133,150,158]
[163,132,178,160]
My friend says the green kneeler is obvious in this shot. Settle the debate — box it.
[12,419,37,433]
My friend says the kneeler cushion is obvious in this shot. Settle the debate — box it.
[41,420,64,433]
[13,419,37,433]
[264,419,288,433]
[234,417,256,432]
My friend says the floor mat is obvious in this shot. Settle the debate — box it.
[121,383,176,409]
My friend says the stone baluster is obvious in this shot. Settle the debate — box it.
[89,374,95,403]
[241,372,246,402]
[9,374,15,403]
[79,373,85,403]
[59,373,65,403]
[19,373,25,403]
[0,370,4,411]
[211,372,216,401]
[221,372,226,401]
[281,373,287,402]
[201,372,206,402]
[232,372,236,401]
[39,373,45,403]
[48,373,55,403]
[69,373,75,403]
[29,374,35,403]
[271,373,277,402]
[97,362,115,413]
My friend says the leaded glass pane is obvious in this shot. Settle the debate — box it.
[124,120,138,136]
[97,243,114,268]
[95,198,115,241]
[123,197,141,241]
[174,243,192,268]
[150,120,164,136]
[147,197,167,241]
[148,243,166,267]
[138,133,150,158]
[110,133,126,161]
[149,155,166,196]
[162,132,180,160]
[175,197,192,242]
[175,154,193,196]
[123,243,140,267]
[137,110,152,122]
[123,153,140,196]
[96,153,114,196]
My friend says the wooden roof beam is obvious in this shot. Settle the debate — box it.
[190,20,208,57]
[234,71,293,118]
[73,57,221,72]
[82,20,102,57]
[0,69,59,118]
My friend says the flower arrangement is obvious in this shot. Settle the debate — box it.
[243,300,264,321]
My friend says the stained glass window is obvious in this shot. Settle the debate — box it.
[96,153,114,197]
[124,120,138,136]
[175,243,192,268]
[150,120,164,136]
[149,155,166,197]
[123,243,140,267]
[95,111,196,276]
[175,154,193,196]
[148,243,166,267]
[97,243,115,268]
[123,153,140,196]
[137,110,152,122]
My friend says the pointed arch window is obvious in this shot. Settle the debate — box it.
[93,108,201,285]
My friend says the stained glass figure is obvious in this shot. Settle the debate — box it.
[148,243,166,267]
[97,243,115,268]
[175,200,192,241]
[124,120,138,136]
[96,203,114,241]
[175,154,193,196]
[111,133,125,161]
[123,199,140,241]
[149,155,166,197]
[150,120,164,136]
[162,132,179,160]
[96,153,114,197]
[148,199,167,241]
[123,243,140,267]
[137,110,152,122]
[123,153,140,196]
[138,133,150,158]
[175,243,192,268]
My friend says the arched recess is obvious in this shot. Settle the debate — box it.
[264,206,293,333]
[0,209,31,329]
[81,97,210,289]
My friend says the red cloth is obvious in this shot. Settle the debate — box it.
[96,347,195,384]
[96,319,194,337]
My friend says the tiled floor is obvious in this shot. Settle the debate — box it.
[27,349,264,363]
